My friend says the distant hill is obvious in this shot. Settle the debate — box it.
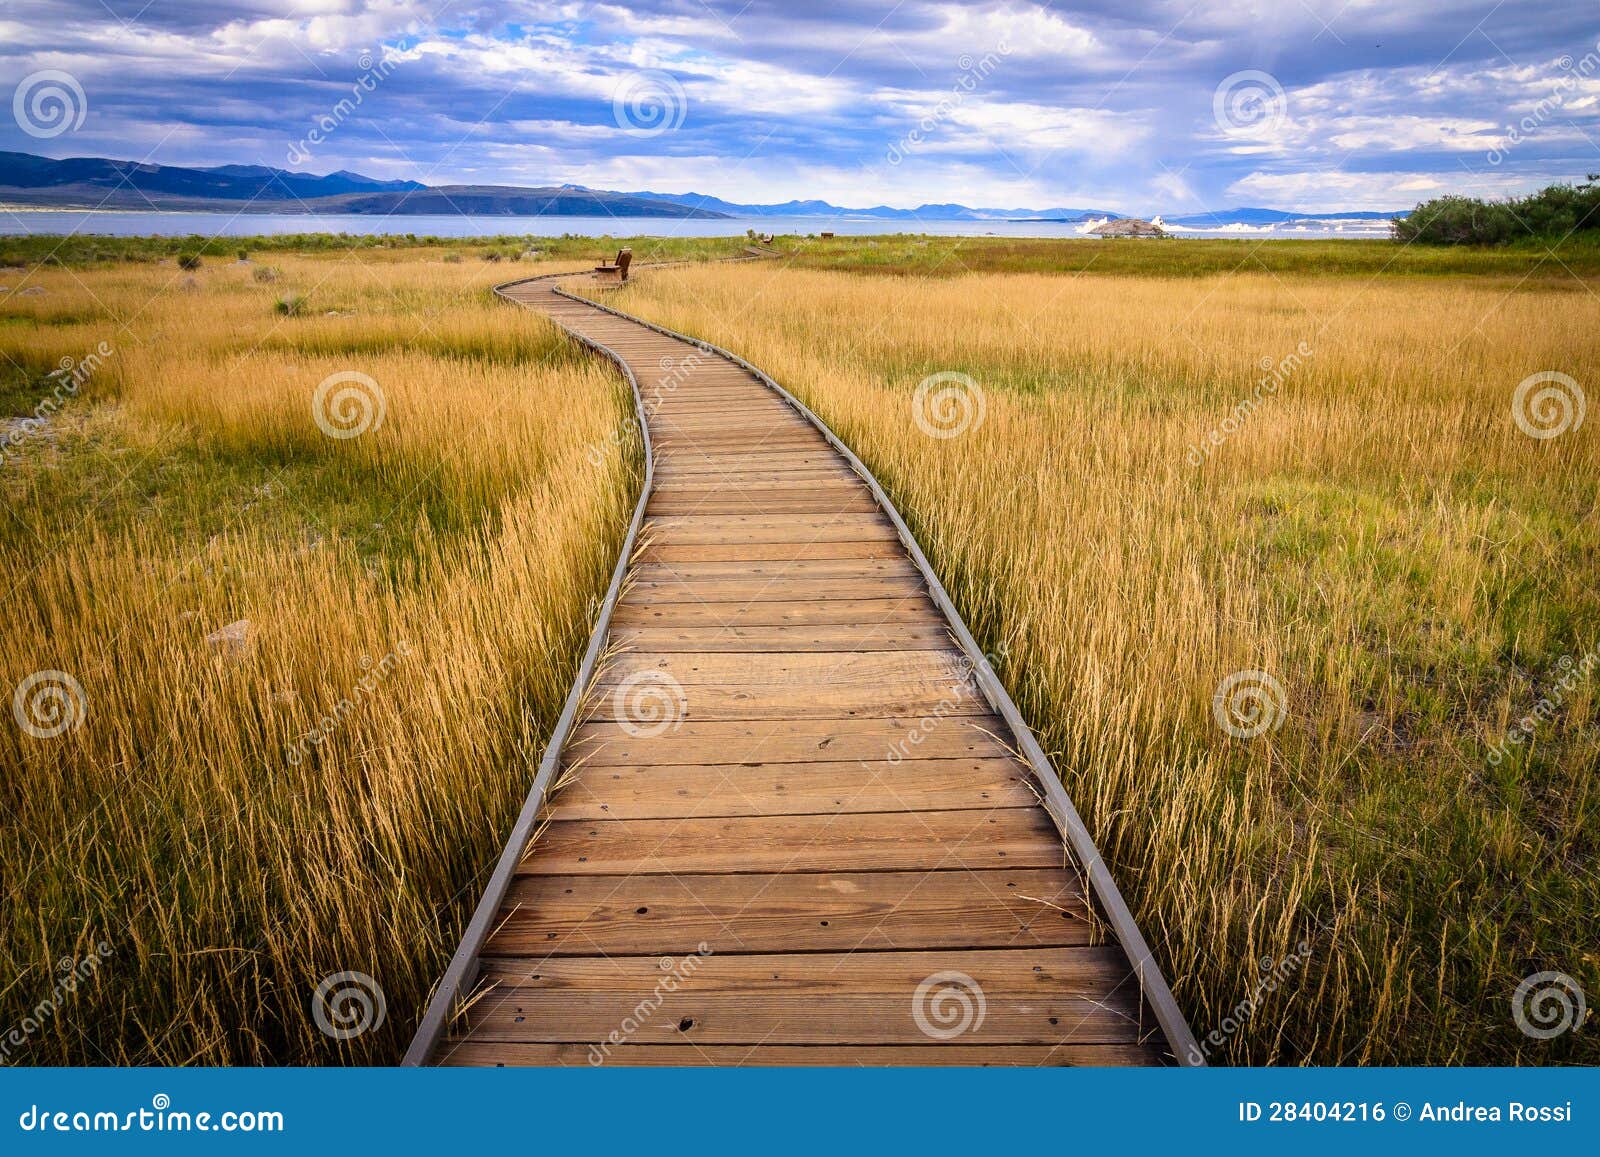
[628,190,1119,220]
[0,151,1404,224]
[0,151,424,204]
[0,152,728,217]
[1164,207,1408,226]
[308,185,727,217]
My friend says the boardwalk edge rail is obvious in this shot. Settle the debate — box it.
[406,265,1203,1067]
[401,271,656,1067]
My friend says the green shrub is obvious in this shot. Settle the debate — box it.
[176,252,202,271]
[275,293,307,317]
[1397,177,1600,245]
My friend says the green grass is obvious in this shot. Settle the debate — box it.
[775,234,1600,279]
[0,231,756,270]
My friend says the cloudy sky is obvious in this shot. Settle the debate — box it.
[2,0,1598,213]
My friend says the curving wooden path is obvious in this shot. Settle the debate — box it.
[404,265,1199,1067]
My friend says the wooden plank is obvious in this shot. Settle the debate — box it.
[651,482,867,499]
[645,498,883,516]
[451,992,1143,1045]
[621,577,926,602]
[477,948,1129,993]
[567,716,1014,765]
[548,755,1036,818]
[487,868,1092,955]
[636,541,906,563]
[517,809,1064,875]
[628,559,920,582]
[436,1042,1159,1067]
[609,623,954,651]
[640,514,897,545]
[584,678,989,721]
[609,599,937,627]
[655,452,847,471]
[600,649,969,685]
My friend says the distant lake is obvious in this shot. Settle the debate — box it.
[0,209,1392,240]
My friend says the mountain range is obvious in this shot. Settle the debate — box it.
[0,151,1408,223]
[0,152,726,218]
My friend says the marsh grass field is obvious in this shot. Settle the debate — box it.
[1,233,1596,1065]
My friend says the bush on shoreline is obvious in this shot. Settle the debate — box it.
[1396,177,1600,245]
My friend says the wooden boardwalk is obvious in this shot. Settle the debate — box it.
[405,268,1198,1067]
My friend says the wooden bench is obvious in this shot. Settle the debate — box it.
[593,247,632,286]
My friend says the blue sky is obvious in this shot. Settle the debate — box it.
[2,1,1598,212]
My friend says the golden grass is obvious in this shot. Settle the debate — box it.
[605,260,1600,1064]
[1,254,638,1063]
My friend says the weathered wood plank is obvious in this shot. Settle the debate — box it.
[566,716,1014,765]
[548,756,1035,818]
[486,869,1091,955]
[600,649,969,685]
[608,624,953,651]
[437,1042,1158,1067]
[517,810,1063,875]
[455,992,1143,1044]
